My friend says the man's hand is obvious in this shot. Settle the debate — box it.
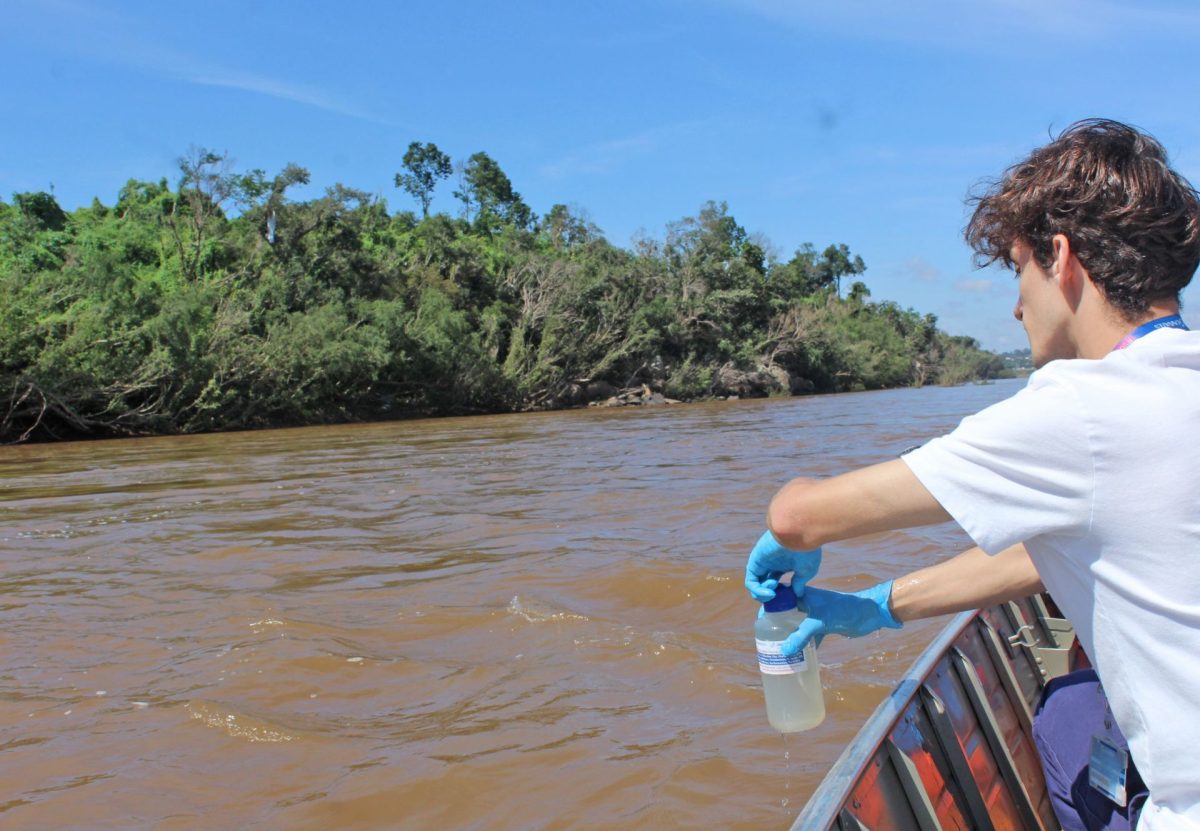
[780,581,903,656]
[744,530,822,602]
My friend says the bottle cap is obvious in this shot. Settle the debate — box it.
[763,581,798,613]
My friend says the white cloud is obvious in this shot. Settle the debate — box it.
[903,256,940,284]
[539,120,714,179]
[14,0,386,124]
[954,278,995,294]
[175,68,384,124]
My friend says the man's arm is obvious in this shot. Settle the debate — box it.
[767,459,951,550]
[781,542,1045,655]
[889,542,1044,622]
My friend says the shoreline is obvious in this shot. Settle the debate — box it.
[2,374,1016,446]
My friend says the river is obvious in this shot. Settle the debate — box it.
[0,379,1025,830]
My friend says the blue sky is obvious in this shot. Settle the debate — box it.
[5,0,1200,351]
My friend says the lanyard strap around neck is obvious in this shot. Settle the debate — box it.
[1112,314,1189,351]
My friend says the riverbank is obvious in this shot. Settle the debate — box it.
[3,369,1013,445]
[1,160,1005,444]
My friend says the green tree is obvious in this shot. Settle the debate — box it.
[395,142,452,218]
[847,280,871,304]
[0,191,72,273]
[661,202,770,365]
[13,191,68,231]
[816,243,866,298]
[540,204,600,250]
[454,152,532,229]
[167,148,252,281]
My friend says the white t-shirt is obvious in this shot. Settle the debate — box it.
[902,327,1200,831]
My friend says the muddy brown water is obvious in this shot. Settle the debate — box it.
[0,380,1024,830]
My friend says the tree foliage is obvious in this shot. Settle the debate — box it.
[395,142,452,218]
[454,152,532,230]
[0,148,1006,443]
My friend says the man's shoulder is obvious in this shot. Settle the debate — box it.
[1030,330,1200,388]
[1130,326,1200,368]
[1012,331,1200,437]
[1020,357,1106,397]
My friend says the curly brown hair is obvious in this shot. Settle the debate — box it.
[966,119,1200,317]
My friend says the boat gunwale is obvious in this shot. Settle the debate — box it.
[789,608,980,831]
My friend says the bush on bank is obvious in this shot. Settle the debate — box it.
[0,149,1005,442]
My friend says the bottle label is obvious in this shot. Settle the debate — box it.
[756,638,806,674]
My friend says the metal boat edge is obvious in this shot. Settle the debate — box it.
[792,594,1076,831]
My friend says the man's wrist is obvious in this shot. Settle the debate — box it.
[875,580,903,629]
[885,579,903,624]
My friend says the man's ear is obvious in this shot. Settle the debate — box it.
[1051,234,1085,310]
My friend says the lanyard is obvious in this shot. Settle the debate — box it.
[1112,314,1189,351]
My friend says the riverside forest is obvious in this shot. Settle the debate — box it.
[0,143,1005,443]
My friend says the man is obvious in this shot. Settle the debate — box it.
[745,120,1200,831]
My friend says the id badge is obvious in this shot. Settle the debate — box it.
[1088,735,1128,807]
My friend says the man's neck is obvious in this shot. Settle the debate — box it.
[1074,300,1181,359]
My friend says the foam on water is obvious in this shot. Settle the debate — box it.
[506,595,590,623]
[185,701,296,743]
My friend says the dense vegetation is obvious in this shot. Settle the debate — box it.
[0,145,1004,442]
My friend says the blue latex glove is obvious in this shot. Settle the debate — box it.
[780,581,903,656]
[744,530,822,602]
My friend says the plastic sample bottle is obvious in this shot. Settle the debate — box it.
[756,581,825,732]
